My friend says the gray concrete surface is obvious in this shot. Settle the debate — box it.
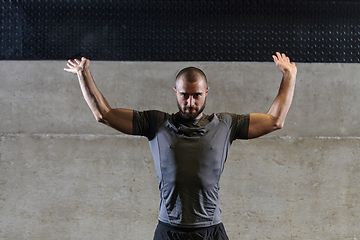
[1,60,359,239]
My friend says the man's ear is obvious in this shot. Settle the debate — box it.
[205,86,210,95]
[173,87,177,93]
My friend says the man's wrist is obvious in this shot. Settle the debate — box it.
[283,68,297,76]
[77,67,89,76]
[76,69,83,75]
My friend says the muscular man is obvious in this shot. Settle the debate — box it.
[64,52,297,240]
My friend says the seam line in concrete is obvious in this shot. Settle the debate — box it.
[2,133,360,140]
[262,136,360,140]
[1,133,139,139]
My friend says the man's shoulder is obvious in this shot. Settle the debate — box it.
[135,110,177,126]
[214,112,249,118]
[212,112,250,125]
[132,110,173,137]
[135,110,171,117]
[213,112,237,120]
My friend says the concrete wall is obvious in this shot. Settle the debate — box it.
[1,60,359,239]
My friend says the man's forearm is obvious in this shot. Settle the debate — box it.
[267,70,296,128]
[77,68,111,122]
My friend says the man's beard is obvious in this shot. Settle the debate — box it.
[177,100,206,120]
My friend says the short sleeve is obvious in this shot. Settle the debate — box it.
[132,110,151,136]
[132,110,167,139]
[233,114,250,140]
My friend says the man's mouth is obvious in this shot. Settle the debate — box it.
[186,108,197,113]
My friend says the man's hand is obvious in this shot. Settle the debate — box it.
[272,52,297,75]
[64,57,89,74]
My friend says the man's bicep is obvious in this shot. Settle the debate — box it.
[102,108,134,135]
[248,113,278,139]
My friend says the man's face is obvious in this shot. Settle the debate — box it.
[174,77,209,120]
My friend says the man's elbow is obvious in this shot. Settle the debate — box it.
[95,115,105,123]
[94,109,114,126]
[273,120,285,130]
[94,112,107,124]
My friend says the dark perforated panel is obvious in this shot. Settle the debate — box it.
[1,0,360,62]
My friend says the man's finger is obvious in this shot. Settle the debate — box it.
[68,60,76,66]
[272,55,277,61]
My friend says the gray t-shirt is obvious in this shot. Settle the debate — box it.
[133,110,249,228]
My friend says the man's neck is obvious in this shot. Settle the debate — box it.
[178,112,203,121]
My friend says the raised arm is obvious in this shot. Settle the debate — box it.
[64,57,133,134]
[248,52,297,139]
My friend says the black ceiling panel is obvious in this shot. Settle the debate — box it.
[1,0,360,62]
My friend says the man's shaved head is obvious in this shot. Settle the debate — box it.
[175,67,208,86]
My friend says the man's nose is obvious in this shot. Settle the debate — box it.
[187,96,195,106]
